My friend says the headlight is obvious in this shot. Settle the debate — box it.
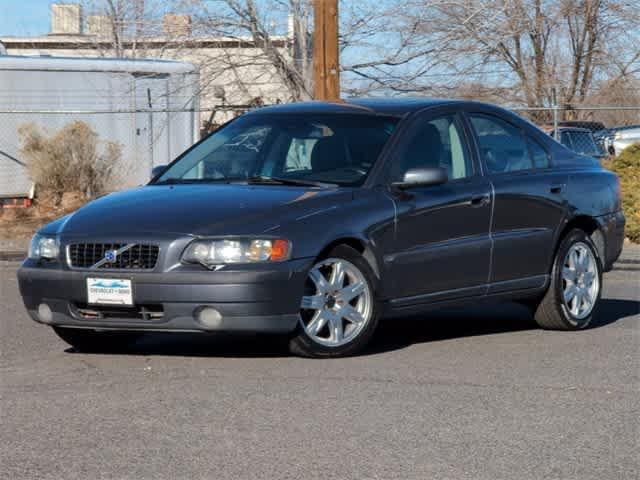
[28,234,60,260]
[182,238,291,267]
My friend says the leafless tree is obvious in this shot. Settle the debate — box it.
[81,0,174,57]
[396,0,640,109]
[585,76,640,125]
[186,0,454,100]
[180,0,312,101]
[58,0,640,116]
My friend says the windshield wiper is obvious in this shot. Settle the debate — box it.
[152,178,236,185]
[246,175,336,188]
[153,176,336,187]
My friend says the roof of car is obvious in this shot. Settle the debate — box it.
[250,97,477,116]
[609,124,640,132]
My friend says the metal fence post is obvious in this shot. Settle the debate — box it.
[552,87,559,141]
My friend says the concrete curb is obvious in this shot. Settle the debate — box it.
[0,251,26,261]
[0,240,29,261]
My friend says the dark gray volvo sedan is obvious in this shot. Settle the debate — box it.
[18,99,625,357]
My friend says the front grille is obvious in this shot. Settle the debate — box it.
[68,243,159,269]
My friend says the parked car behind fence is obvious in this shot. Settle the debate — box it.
[601,125,640,156]
[541,126,607,160]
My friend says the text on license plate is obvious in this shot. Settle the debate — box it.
[87,278,133,305]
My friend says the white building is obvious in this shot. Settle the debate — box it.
[0,3,291,128]
[0,55,199,198]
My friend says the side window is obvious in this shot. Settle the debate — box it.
[469,114,532,174]
[527,136,550,169]
[391,114,472,181]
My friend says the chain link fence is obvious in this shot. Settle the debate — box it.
[1,104,639,201]
[512,105,640,156]
[0,105,257,200]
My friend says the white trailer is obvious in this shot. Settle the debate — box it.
[0,55,199,199]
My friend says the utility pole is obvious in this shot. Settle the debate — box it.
[313,0,340,100]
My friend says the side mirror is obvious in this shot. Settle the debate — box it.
[391,167,448,190]
[150,164,168,180]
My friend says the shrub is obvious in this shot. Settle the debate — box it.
[606,143,640,243]
[19,121,122,205]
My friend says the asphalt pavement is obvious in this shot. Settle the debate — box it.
[1,254,638,480]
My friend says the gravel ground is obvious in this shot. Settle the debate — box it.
[0,253,638,480]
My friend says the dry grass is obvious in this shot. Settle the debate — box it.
[0,193,85,240]
[19,121,121,205]
[1,121,121,240]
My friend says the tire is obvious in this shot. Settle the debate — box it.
[53,326,142,352]
[289,245,380,358]
[533,229,603,330]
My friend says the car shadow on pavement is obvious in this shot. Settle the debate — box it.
[65,298,638,358]
[366,298,638,355]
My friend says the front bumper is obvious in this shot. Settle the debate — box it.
[17,258,313,333]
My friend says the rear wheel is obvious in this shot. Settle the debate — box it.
[533,229,602,330]
[289,245,379,358]
[53,327,142,352]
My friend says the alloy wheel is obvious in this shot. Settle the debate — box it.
[561,242,600,322]
[299,257,373,347]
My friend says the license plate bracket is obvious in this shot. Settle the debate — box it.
[86,277,133,306]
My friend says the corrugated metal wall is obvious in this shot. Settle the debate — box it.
[0,58,199,198]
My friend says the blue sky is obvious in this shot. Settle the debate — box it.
[0,0,52,36]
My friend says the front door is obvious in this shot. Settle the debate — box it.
[383,110,492,303]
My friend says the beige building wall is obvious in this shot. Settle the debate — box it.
[51,4,83,35]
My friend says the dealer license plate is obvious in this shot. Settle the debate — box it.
[86,278,133,306]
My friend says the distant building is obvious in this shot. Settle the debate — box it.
[0,55,200,199]
[1,3,291,127]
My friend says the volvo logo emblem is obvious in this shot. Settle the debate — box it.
[104,250,118,263]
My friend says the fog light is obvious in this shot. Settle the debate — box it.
[37,303,53,324]
[196,307,222,329]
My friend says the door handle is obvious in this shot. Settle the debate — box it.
[470,193,490,207]
[549,183,565,194]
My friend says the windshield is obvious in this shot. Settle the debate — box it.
[154,113,398,186]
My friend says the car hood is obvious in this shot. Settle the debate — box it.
[44,184,353,237]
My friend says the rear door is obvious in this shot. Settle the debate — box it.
[383,108,492,302]
[467,112,568,291]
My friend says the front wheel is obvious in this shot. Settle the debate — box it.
[533,229,602,330]
[289,245,380,358]
[53,327,142,352]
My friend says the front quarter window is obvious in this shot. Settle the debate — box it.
[390,114,472,182]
